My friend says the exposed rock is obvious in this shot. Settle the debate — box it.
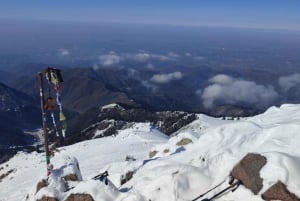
[36,179,48,194]
[0,169,14,183]
[65,193,94,201]
[63,173,78,182]
[120,171,134,185]
[176,138,192,146]
[231,153,267,194]
[149,150,158,158]
[262,181,300,201]
[37,196,58,201]
[163,149,169,153]
[125,155,136,161]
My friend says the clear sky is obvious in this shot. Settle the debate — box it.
[1,0,300,30]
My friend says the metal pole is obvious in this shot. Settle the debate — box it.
[37,72,51,177]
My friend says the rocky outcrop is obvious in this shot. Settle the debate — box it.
[120,171,134,185]
[37,197,58,201]
[0,169,14,183]
[176,138,193,146]
[231,153,300,200]
[64,194,94,201]
[98,104,197,135]
[63,174,78,182]
[66,103,197,145]
[231,153,267,194]
[149,150,158,158]
[262,181,300,201]
[36,179,48,194]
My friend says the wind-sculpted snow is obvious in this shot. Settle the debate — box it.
[249,104,300,126]
[1,105,300,200]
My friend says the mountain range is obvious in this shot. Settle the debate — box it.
[4,65,278,114]
[0,63,295,157]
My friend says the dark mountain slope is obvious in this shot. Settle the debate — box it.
[0,83,40,147]
[9,68,136,113]
[61,68,135,112]
[0,70,15,84]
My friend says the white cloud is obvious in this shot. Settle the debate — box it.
[124,68,158,93]
[167,52,180,58]
[99,52,121,67]
[125,52,180,62]
[58,48,70,56]
[96,51,180,68]
[150,71,183,84]
[200,74,278,108]
[127,68,138,77]
[185,52,192,57]
[145,63,155,70]
[153,54,170,61]
[278,73,300,92]
[209,74,234,84]
[194,56,205,60]
[141,80,158,93]
[131,53,151,62]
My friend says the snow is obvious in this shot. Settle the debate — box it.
[101,103,125,111]
[93,120,115,138]
[249,104,300,126]
[0,123,167,201]
[1,105,300,201]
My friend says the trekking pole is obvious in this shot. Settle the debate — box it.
[38,72,51,177]
[201,180,241,201]
[93,171,109,185]
[191,179,226,201]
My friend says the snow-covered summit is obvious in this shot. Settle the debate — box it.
[1,104,300,201]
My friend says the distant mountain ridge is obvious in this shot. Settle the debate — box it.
[0,82,40,148]
[0,82,35,111]
[5,66,277,117]
[7,68,136,113]
[65,103,197,145]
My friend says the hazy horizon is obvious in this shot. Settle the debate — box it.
[1,19,300,73]
[1,0,300,30]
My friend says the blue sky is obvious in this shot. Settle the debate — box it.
[1,0,300,30]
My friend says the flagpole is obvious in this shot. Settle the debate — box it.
[37,72,51,177]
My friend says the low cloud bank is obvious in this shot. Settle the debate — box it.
[99,51,121,67]
[278,73,300,92]
[150,72,183,84]
[126,52,179,62]
[94,51,181,68]
[199,74,278,108]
